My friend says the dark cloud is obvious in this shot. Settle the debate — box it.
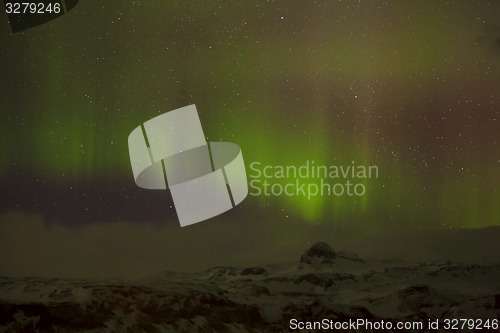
[1,211,499,279]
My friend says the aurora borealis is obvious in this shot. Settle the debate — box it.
[0,0,499,273]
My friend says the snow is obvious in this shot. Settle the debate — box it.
[0,242,499,332]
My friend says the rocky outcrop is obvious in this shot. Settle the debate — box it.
[300,241,336,264]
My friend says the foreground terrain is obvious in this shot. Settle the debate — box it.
[0,242,499,332]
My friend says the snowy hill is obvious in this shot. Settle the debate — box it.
[0,242,499,332]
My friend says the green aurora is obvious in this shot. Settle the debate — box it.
[0,0,499,230]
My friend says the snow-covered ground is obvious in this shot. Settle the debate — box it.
[0,242,499,332]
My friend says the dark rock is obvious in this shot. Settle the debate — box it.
[207,266,239,279]
[240,285,270,296]
[300,241,336,264]
[397,285,432,298]
[294,273,335,290]
[240,267,267,276]
[337,251,364,263]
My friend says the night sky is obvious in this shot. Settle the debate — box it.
[0,1,499,276]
